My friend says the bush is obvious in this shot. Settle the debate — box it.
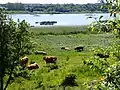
[61,73,78,87]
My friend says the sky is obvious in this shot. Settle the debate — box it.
[0,0,99,4]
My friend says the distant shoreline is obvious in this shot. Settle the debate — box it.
[6,11,107,14]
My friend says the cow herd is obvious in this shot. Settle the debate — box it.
[20,55,57,70]
[19,46,84,70]
[20,45,110,71]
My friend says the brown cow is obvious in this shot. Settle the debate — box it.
[43,56,57,64]
[27,63,39,70]
[20,56,29,66]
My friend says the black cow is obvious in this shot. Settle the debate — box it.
[75,46,84,52]
[96,53,109,58]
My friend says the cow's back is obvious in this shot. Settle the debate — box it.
[43,56,57,64]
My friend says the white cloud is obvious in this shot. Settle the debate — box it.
[0,0,98,4]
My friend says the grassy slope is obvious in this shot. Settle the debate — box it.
[8,26,116,90]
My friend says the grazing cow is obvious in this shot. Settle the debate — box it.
[61,47,66,49]
[74,46,84,52]
[34,51,47,55]
[20,56,29,66]
[35,22,39,24]
[96,53,109,58]
[27,63,39,70]
[30,25,35,27]
[43,56,57,64]
[61,47,71,50]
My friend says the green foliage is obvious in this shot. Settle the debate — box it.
[84,47,110,74]
[88,16,110,33]
[0,8,33,90]
[91,62,120,90]
[87,0,120,89]
[100,0,120,17]
[88,1,120,34]
[84,40,120,90]
[104,62,120,89]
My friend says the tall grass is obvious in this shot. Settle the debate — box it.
[29,25,90,35]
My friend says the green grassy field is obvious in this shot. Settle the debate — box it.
[8,26,117,90]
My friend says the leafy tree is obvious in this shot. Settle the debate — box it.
[0,8,33,90]
[85,0,120,89]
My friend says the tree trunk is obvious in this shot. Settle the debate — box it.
[0,68,4,90]
[4,67,14,90]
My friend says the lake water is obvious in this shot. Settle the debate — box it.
[9,13,112,27]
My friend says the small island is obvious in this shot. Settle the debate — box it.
[40,21,57,25]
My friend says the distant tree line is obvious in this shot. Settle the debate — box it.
[0,3,108,13]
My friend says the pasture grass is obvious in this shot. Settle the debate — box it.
[8,26,117,90]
